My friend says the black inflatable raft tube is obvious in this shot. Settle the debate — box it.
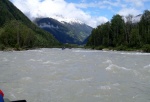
[4,98,26,102]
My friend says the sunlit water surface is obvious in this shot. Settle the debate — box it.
[0,48,150,102]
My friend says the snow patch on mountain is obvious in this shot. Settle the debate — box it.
[51,15,84,25]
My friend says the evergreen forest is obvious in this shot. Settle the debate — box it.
[86,10,150,52]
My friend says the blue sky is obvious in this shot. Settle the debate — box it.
[65,0,150,19]
[10,0,150,27]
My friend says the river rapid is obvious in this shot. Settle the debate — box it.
[0,48,150,102]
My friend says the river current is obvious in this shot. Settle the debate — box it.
[0,48,150,102]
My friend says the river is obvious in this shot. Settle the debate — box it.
[0,48,150,102]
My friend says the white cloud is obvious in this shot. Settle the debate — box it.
[118,8,142,16]
[95,17,109,25]
[10,0,108,28]
[125,0,145,7]
[10,0,149,28]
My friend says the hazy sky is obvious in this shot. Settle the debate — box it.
[10,0,150,27]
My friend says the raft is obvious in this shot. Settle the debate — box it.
[4,98,26,102]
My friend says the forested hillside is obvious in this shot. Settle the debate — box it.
[0,0,59,50]
[86,10,150,52]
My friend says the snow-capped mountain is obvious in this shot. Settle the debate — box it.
[51,15,84,25]
[34,17,93,44]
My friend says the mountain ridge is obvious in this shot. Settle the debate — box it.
[34,17,93,45]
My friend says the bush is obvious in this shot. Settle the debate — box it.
[0,44,5,50]
[15,43,20,51]
[115,45,127,51]
[142,44,150,52]
[95,46,105,50]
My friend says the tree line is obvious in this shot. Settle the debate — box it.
[86,10,150,52]
[0,20,60,50]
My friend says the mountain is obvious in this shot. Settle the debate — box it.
[34,17,93,44]
[51,15,84,24]
[0,0,59,49]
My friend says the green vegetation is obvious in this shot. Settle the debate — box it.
[0,0,59,50]
[0,20,36,48]
[86,10,150,52]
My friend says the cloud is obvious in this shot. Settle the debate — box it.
[10,0,108,28]
[118,8,142,16]
[125,0,145,7]
[10,0,149,28]
[76,0,122,9]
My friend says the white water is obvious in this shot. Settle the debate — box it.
[0,48,150,102]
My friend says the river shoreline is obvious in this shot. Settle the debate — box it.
[84,46,150,53]
[0,46,149,53]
